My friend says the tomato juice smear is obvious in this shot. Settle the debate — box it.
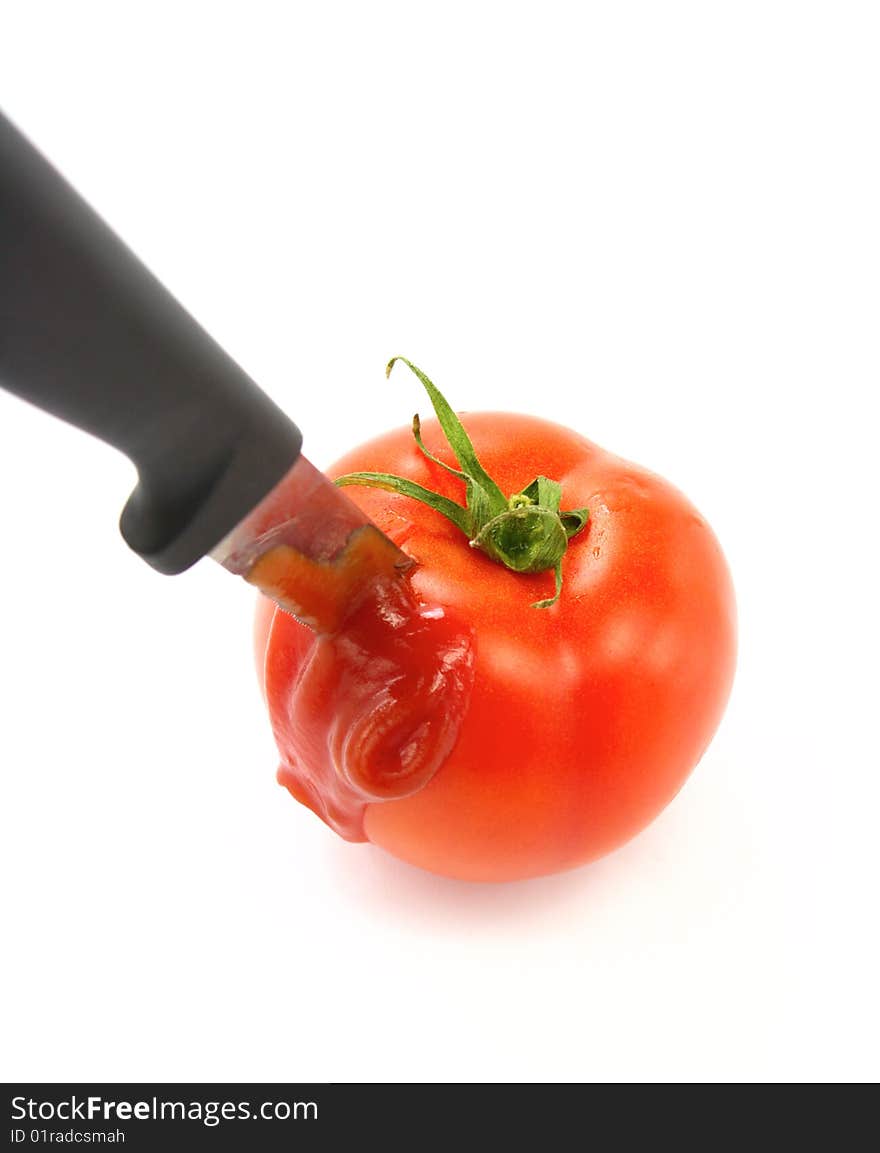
[251,527,475,840]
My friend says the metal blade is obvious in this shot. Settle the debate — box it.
[210,454,411,628]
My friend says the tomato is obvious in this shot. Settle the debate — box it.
[255,362,736,882]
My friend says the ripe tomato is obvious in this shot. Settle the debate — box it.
[255,367,736,882]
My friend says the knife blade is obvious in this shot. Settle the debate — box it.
[0,109,409,627]
[211,453,412,631]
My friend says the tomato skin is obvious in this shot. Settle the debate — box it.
[258,412,736,882]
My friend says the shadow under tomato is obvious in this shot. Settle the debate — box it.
[322,821,661,933]
[321,748,748,935]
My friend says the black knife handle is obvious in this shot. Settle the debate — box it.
[0,110,302,574]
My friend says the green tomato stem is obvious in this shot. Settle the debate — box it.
[335,358,590,608]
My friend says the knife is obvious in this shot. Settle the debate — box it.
[0,110,409,630]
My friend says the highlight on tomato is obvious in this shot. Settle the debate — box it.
[254,359,737,882]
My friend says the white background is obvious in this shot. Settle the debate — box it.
[1,2,877,1083]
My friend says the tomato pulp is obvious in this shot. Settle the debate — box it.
[254,530,474,839]
[255,411,736,882]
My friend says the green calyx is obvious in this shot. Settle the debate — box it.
[335,358,590,608]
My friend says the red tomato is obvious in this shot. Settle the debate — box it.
[255,407,736,882]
